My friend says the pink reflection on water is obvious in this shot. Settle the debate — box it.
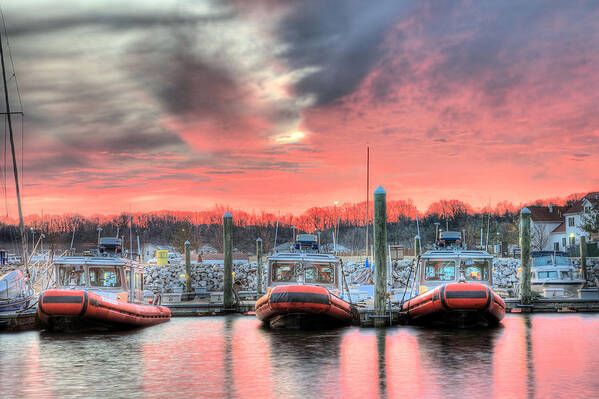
[493,316,528,399]
[339,330,379,398]
[142,319,226,397]
[232,319,274,399]
[532,315,599,398]
[15,335,56,399]
[386,330,431,398]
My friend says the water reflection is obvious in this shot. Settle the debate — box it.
[2,315,599,399]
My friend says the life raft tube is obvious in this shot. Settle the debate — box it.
[401,282,506,327]
[37,289,171,332]
[255,285,354,328]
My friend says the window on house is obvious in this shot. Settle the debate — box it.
[562,238,566,247]
[554,242,560,251]
[570,236,576,245]
[568,217,575,227]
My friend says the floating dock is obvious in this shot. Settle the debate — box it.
[0,309,38,332]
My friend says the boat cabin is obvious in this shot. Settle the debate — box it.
[414,232,494,295]
[267,234,341,292]
[530,251,580,279]
[53,238,146,303]
[528,251,585,297]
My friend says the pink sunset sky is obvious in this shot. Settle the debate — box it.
[1,1,598,217]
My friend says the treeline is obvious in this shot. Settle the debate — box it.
[0,194,584,255]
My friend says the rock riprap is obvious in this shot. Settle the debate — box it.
[142,257,599,293]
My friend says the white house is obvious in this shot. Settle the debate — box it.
[528,192,598,252]
[529,204,569,251]
[563,192,599,246]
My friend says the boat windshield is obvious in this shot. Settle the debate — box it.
[89,266,122,288]
[305,262,335,284]
[532,256,553,267]
[560,271,572,279]
[424,260,456,281]
[272,262,296,282]
[462,259,490,281]
[58,265,86,286]
[555,256,571,266]
[537,271,558,279]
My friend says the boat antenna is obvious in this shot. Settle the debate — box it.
[485,211,491,250]
[129,214,133,260]
[365,145,370,258]
[0,16,26,265]
[69,217,78,252]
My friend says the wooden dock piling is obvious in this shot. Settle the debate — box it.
[519,207,533,304]
[580,236,588,284]
[223,212,233,309]
[374,186,388,327]
[184,240,192,299]
[256,237,263,295]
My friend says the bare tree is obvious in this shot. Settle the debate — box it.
[579,207,599,236]
[531,223,551,251]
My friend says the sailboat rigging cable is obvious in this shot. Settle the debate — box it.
[0,6,26,262]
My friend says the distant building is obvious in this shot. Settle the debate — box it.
[563,192,599,246]
[201,252,249,265]
[529,192,599,251]
[141,244,178,263]
[273,242,294,252]
[529,204,569,251]
[199,243,218,254]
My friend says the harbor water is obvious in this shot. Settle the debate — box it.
[2,314,599,399]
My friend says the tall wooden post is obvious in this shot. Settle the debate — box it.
[185,240,192,296]
[223,212,233,309]
[519,207,533,304]
[374,186,388,327]
[256,237,263,294]
[580,236,588,287]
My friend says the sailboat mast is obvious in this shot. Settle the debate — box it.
[0,31,25,257]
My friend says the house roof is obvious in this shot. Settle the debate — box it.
[551,222,565,233]
[564,192,599,215]
[528,205,567,222]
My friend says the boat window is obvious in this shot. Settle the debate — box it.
[537,271,558,279]
[58,265,86,286]
[89,266,122,287]
[532,256,552,267]
[305,263,335,284]
[560,271,571,279]
[424,260,456,281]
[272,262,296,282]
[463,259,490,281]
[555,256,570,266]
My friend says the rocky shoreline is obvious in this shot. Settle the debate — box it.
[142,257,599,294]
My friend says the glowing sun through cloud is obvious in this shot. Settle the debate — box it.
[274,131,306,145]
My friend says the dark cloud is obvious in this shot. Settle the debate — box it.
[271,0,411,105]
[6,5,234,37]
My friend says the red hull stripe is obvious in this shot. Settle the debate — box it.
[43,295,84,304]
[445,290,487,299]
[270,292,330,305]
